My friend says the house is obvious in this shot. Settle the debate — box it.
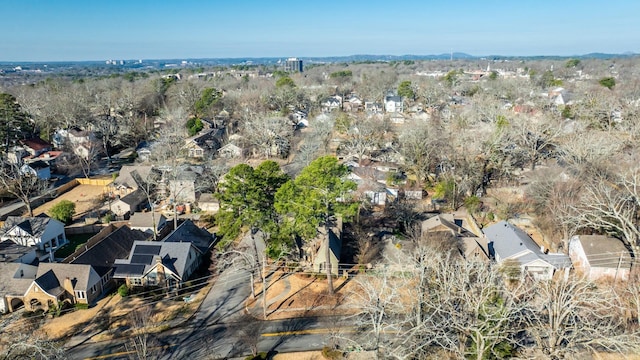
[23,263,105,312]
[184,128,225,159]
[0,240,37,264]
[63,224,149,278]
[20,138,52,157]
[302,219,343,276]
[52,128,96,150]
[197,193,219,213]
[389,113,406,124]
[168,171,197,204]
[460,237,490,263]
[321,95,342,113]
[129,212,169,237]
[0,215,67,255]
[483,221,571,280]
[343,95,363,112]
[364,102,383,114]
[384,92,404,113]
[162,219,215,254]
[20,160,51,180]
[135,141,154,162]
[218,143,248,159]
[421,213,488,262]
[112,189,148,219]
[0,263,38,313]
[421,214,477,238]
[568,235,633,281]
[111,165,155,197]
[113,241,203,290]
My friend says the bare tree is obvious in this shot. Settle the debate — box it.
[0,161,48,217]
[0,334,67,360]
[526,277,639,358]
[126,306,156,360]
[350,248,527,360]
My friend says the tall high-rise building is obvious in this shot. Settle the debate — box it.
[283,57,303,73]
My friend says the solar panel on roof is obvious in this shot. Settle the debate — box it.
[113,264,146,277]
[131,254,154,264]
[134,244,161,255]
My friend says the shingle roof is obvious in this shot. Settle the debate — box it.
[21,138,52,151]
[35,263,100,293]
[0,240,35,263]
[120,189,148,207]
[65,225,149,276]
[163,219,215,253]
[574,235,633,270]
[1,215,60,239]
[113,165,154,189]
[0,263,38,296]
[113,241,195,280]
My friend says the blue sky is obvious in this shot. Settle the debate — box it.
[3,0,639,61]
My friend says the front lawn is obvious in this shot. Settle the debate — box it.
[54,233,95,259]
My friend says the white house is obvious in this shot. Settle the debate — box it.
[568,235,632,281]
[0,216,67,254]
[483,221,570,280]
[384,93,404,113]
[20,160,51,180]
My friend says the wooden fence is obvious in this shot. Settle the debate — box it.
[77,178,113,186]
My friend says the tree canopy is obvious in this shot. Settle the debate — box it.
[275,156,357,241]
[275,76,296,88]
[48,200,76,224]
[215,161,289,245]
[397,80,415,100]
[599,77,616,89]
[194,87,222,118]
[0,93,32,153]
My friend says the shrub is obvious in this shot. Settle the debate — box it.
[118,284,129,297]
[321,346,343,360]
[74,303,89,310]
[48,200,76,224]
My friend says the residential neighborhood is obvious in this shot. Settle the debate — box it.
[2,50,640,360]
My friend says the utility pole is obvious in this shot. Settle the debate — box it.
[262,259,267,319]
[614,252,624,282]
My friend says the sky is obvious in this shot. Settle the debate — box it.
[2,0,639,62]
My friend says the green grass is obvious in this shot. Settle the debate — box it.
[54,233,95,258]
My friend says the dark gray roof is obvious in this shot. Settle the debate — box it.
[27,160,49,170]
[1,215,60,238]
[113,165,154,189]
[163,219,215,253]
[0,240,35,263]
[120,189,148,207]
[113,241,195,280]
[66,225,149,276]
[35,263,100,293]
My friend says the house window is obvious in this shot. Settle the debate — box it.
[76,291,86,299]
[130,278,143,286]
[90,284,98,294]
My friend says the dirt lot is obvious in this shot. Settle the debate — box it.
[32,184,106,220]
[248,272,361,320]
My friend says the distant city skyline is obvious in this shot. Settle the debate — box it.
[3,0,639,62]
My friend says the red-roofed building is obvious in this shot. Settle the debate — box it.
[20,138,52,157]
